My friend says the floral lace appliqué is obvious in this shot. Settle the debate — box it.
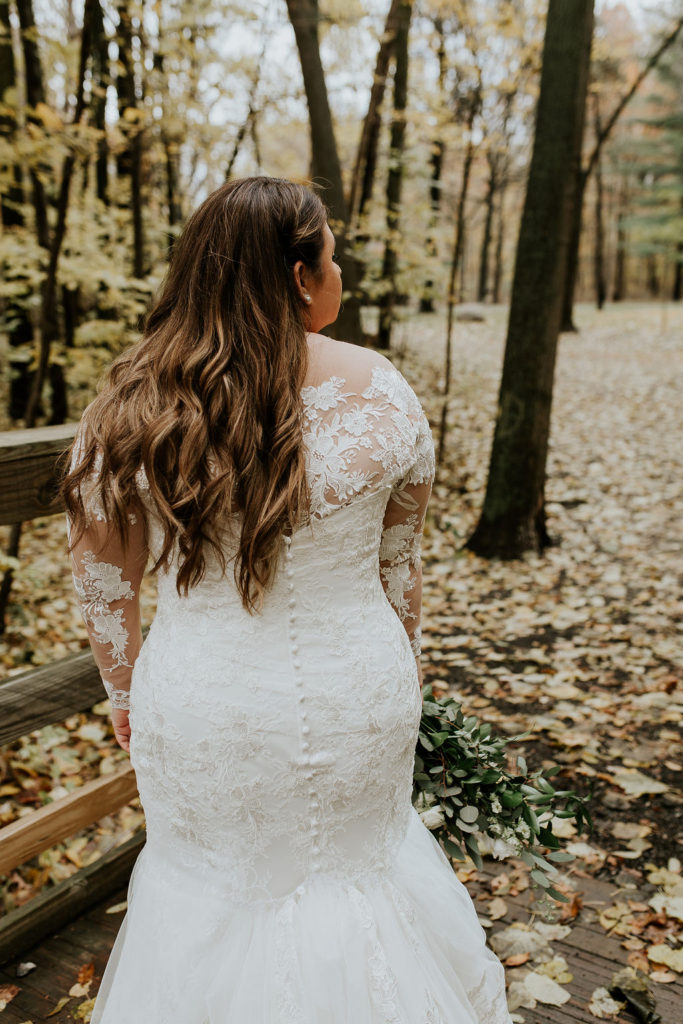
[73,550,135,672]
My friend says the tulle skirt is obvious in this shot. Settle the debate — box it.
[91,808,512,1024]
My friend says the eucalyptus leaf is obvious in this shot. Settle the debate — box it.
[458,805,479,824]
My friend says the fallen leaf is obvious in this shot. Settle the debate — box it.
[612,771,669,797]
[507,979,536,1011]
[76,723,106,743]
[610,822,651,840]
[69,981,91,997]
[105,900,128,914]
[504,953,530,967]
[490,923,550,960]
[15,963,36,978]
[488,896,508,920]
[524,971,571,1006]
[535,956,573,985]
[77,963,95,985]
[73,997,96,1021]
[650,970,676,983]
[626,950,650,974]
[648,893,683,922]
[46,996,71,1016]
[0,985,20,1010]
[588,986,624,1018]
[647,945,683,972]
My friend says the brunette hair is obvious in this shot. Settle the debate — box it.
[62,176,329,611]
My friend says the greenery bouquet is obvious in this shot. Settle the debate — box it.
[412,685,591,903]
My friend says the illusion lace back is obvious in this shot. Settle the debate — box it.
[68,345,512,1023]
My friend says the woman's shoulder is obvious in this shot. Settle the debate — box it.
[306,333,403,392]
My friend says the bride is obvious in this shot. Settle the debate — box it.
[63,176,512,1023]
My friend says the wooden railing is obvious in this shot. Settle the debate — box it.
[0,425,144,962]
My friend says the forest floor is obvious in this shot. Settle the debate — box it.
[0,302,681,1020]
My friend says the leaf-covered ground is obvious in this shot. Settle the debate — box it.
[0,302,681,1019]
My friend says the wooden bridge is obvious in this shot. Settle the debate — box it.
[1,426,680,1022]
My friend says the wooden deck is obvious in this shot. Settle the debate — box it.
[1,866,681,1023]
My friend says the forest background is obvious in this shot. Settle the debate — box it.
[0,0,682,1019]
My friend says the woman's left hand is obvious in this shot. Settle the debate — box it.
[111,707,131,753]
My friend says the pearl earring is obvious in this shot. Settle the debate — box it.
[304,294,312,303]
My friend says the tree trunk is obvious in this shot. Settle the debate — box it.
[673,240,682,301]
[92,0,109,204]
[436,129,476,466]
[24,0,95,428]
[0,1,23,228]
[477,152,497,302]
[419,17,446,314]
[286,0,363,344]
[16,0,49,251]
[593,99,606,310]
[15,0,52,422]
[377,0,412,350]
[612,179,627,301]
[1,0,35,420]
[559,169,586,331]
[225,52,262,179]
[492,179,507,304]
[349,0,402,225]
[467,0,594,559]
[116,0,145,278]
[645,254,659,298]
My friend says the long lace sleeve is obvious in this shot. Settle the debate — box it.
[379,472,432,657]
[66,432,148,712]
[376,375,435,658]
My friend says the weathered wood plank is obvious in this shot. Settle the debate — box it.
[0,424,76,525]
[0,766,139,876]
[0,975,55,1022]
[0,831,144,965]
[470,866,682,1024]
[0,649,104,746]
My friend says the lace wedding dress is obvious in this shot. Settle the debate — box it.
[68,342,512,1023]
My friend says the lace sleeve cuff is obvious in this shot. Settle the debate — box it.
[409,628,422,657]
[103,679,132,710]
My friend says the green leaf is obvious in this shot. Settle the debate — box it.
[547,851,574,863]
[419,733,434,752]
[458,805,479,824]
[464,833,483,869]
[500,791,524,808]
[442,837,465,860]
[530,869,551,888]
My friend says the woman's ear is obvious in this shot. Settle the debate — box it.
[292,260,312,306]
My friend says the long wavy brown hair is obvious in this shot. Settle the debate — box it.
[62,177,329,612]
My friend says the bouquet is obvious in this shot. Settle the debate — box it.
[412,685,591,903]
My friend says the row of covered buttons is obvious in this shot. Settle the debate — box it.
[284,534,321,868]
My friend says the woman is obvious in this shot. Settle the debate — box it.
[63,177,512,1023]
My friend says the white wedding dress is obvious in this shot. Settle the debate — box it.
[68,340,512,1023]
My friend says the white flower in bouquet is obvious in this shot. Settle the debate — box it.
[516,821,531,841]
[476,831,520,861]
[414,790,436,813]
[419,805,446,831]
